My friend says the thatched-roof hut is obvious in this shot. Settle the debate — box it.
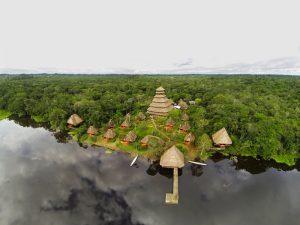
[184,133,195,143]
[160,145,185,168]
[179,121,191,133]
[125,113,131,120]
[67,114,83,127]
[140,135,150,146]
[178,99,188,110]
[123,131,137,143]
[137,112,146,121]
[121,118,131,128]
[107,119,116,129]
[140,135,164,147]
[103,129,116,139]
[147,86,173,117]
[87,126,97,136]
[181,113,189,121]
[160,145,184,204]
[165,118,175,129]
[212,127,232,147]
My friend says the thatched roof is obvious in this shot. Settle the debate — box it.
[147,86,173,116]
[137,112,146,120]
[124,131,137,142]
[121,118,131,127]
[178,99,188,110]
[87,126,97,135]
[184,133,195,142]
[180,121,191,130]
[107,119,116,128]
[140,135,164,146]
[104,129,116,139]
[140,135,150,145]
[67,114,83,126]
[125,113,131,120]
[165,118,175,126]
[156,86,165,92]
[160,145,185,168]
[212,127,232,145]
[181,113,189,121]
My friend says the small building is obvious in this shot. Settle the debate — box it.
[121,118,131,129]
[136,112,146,121]
[103,129,116,140]
[160,145,185,168]
[107,119,116,129]
[181,113,189,121]
[67,114,83,128]
[87,126,97,136]
[147,86,173,117]
[184,133,195,144]
[179,121,191,133]
[165,118,175,129]
[178,99,188,110]
[140,135,150,146]
[212,127,232,148]
[123,131,137,144]
[125,113,131,120]
[160,145,185,204]
[140,135,164,147]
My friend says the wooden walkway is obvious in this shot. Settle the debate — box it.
[165,168,179,204]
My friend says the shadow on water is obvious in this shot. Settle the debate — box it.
[211,152,300,174]
[9,115,70,143]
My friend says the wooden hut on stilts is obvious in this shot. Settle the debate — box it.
[136,112,146,121]
[122,131,137,144]
[107,119,116,129]
[121,118,131,129]
[160,145,184,204]
[212,127,232,148]
[179,121,191,133]
[165,118,175,130]
[178,99,188,110]
[181,112,189,121]
[87,126,97,136]
[184,133,195,145]
[67,114,84,128]
[103,129,116,141]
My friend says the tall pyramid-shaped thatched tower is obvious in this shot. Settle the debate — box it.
[147,86,173,116]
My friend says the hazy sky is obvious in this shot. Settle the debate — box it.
[0,0,300,74]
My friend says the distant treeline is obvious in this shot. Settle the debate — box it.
[0,75,299,164]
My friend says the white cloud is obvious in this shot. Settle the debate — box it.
[0,0,300,74]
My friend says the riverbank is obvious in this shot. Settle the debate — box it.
[0,110,12,120]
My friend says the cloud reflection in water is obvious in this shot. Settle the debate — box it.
[0,119,299,225]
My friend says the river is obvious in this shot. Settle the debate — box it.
[0,119,299,225]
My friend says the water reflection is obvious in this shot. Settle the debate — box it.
[0,119,300,225]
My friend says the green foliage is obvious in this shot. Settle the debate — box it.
[0,75,299,165]
[196,133,213,152]
[0,110,12,120]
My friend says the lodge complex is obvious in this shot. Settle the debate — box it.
[66,86,233,204]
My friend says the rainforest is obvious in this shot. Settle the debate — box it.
[0,74,299,165]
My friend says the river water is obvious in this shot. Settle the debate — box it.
[0,119,299,225]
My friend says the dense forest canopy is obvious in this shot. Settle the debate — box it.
[0,75,299,164]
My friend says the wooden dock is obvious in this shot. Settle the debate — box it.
[165,168,179,204]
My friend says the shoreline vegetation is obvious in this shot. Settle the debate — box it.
[0,74,299,166]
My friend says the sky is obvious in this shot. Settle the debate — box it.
[0,0,300,75]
